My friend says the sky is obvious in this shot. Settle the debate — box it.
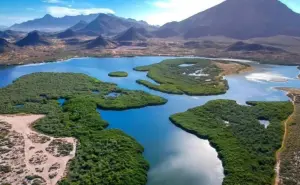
[0,0,300,26]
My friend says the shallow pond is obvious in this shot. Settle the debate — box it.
[58,98,66,106]
[0,57,299,185]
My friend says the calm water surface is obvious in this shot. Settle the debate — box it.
[0,57,299,185]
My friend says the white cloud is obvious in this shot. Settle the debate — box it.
[43,0,66,4]
[146,0,225,25]
[46,6,115,17]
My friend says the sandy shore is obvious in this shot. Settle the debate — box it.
[0,114,77,185]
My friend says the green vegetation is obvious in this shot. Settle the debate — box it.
[134,58,231,95]
[108,71,128,77]
[0,72,167,185]
[170,100,293,185]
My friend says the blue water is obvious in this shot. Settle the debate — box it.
[15,104,24,108]
[179,64,195,67]
[0,57,299,185]
[105,92,120,98]
[58,98,66,106]
[92,90,100,94]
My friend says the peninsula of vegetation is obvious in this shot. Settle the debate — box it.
[108,71,128,77]
[134,58,251,95]
[0,73,167,185]
[170,100,293,185]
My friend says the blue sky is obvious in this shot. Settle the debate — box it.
[0,0,300,26]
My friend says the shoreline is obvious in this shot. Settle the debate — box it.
[169,100,293,185]
[1,52,299,67]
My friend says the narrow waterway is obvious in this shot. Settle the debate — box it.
[0,57,299,185]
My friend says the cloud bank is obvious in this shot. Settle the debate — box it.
[46,6,115,17]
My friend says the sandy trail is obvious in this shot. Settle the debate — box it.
[274,93,295,185]
[0,114,77,185]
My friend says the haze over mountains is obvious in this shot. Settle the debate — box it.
[4,0,300,39]
[0,25,7,31]
[10,14,98,32]
[157,0,300,39]
[9,13,156,34]
[69,21,88,31]
[79,14,156,35]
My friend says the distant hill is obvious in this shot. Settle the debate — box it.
[16,31,50,47]
[0,30,24,40]
[69,20,88,31]
[10,14,98,32]
[85,35,113,49]
[227,41,285,52]
[80,14,156,35]
[184,40,220,49]
[0,38,15,53]
[134,27,153,38]
[0,25,7,31]
[152,27,179,38]
[114,27,148,41]
[157,0,300,39]
[57,29,76,38]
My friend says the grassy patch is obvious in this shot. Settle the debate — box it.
[134,58,235,95]
[0,72,167,185]
[170,100,293,185]
[108,71,128,77]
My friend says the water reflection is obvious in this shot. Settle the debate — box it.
[0,57,299,185]
[148,130,223,185]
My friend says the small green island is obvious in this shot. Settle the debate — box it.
[0,73,167,185]
[108,71,128,77]
[170,100,293,185]
[134,58,251,95]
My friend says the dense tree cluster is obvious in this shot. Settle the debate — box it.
[134,58,232,95]
[170,100,293,185]
[108,71,128,77]
[0,72,167,185]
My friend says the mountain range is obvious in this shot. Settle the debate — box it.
[10,14,98,32]
[5,0,300,39]
[156,0,300,39]
[78,14,156,35]
[69,20,88,31]
[9,13,156,34]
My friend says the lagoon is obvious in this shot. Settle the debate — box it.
[0,57,299,185]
